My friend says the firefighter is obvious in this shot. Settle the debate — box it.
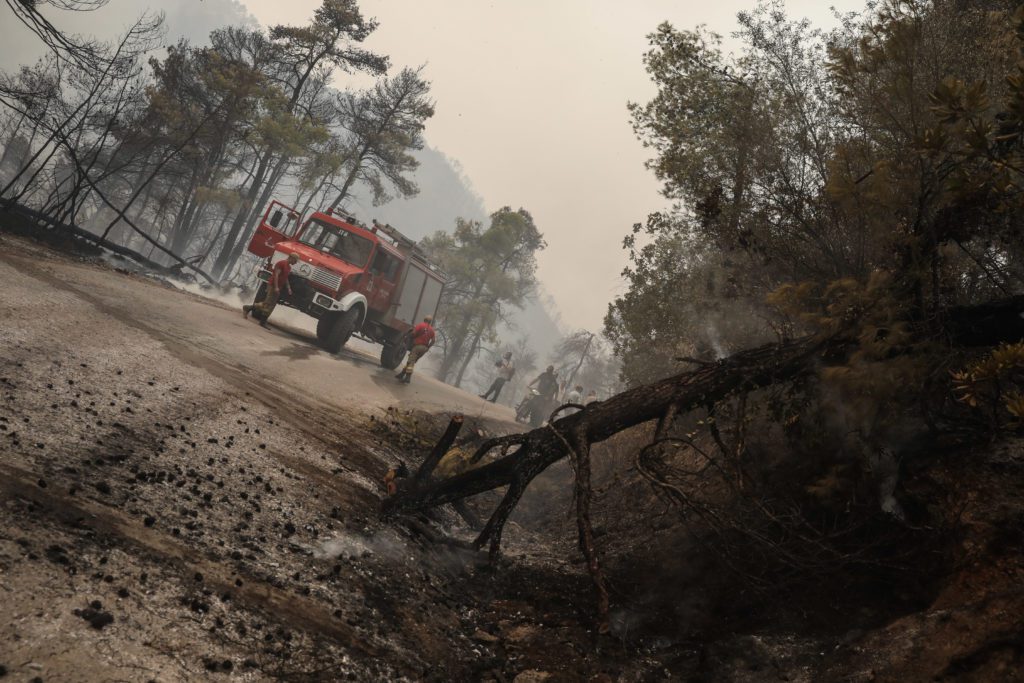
[243,252,298,327]
[516,365,559,424]
[396,315,435,383]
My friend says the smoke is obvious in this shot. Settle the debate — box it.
[174,280,250,310]
[311,528,483,579]
[313,533,374,560]
[312,530,409,562]
[167,278,339,342]
[703,321,727,359]
[813,377,922,520]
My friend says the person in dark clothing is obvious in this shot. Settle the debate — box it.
[480,351,515,402]
[529,365,559,400]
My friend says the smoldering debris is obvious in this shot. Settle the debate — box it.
[312,530,408,562]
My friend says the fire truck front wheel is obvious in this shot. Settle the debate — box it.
[324,308,359,353]
[315,314,332,343]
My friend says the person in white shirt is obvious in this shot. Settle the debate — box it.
[480,352,515,402]
[562,384,586,415]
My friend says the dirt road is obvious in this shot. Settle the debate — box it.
[0,233,601,682]
[2,234,513,421]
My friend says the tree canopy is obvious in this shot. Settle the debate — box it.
[421,207,546,386]
[607,0,1024,385]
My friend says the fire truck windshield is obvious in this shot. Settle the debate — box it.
[298,218,374,267]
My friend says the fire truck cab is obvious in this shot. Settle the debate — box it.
[246,200,446,369]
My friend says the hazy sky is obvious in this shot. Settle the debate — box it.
[242,0,866,330]
[2,0,867,331]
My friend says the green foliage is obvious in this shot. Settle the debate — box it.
[608,0,1024,386]
[269,0,387,82]
[604,214,771,384]
[952,342,1024,427]
[421,207,545,385]
[330,66,434,207]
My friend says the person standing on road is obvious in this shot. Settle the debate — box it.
[480,351,515,402]
[396,315,436,383]
[243,252,298,327]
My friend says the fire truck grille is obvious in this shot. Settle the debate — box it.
[278,252,341,292]
[305,266,341,291]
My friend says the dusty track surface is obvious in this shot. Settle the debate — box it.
[0,233,620,681]
[0,232,516,419]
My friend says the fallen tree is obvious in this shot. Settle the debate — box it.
[382,294,1024,631]
[0,200,217,284]
[384,335,834,630]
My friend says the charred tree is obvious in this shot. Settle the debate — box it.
[383,335,833,630]
[382,294,1024,630]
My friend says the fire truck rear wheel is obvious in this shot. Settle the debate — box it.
[325,308,359,353]
[380,342,407,370]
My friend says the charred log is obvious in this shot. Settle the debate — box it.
[946,295,1024,347]
[414,415,463,483]
[383,296,1024,628]
[383,335,830,520]
[381,335,833,628]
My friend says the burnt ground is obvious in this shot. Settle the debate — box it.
[2,228,1024,682]
[0,230,670,681]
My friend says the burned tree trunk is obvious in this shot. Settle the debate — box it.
[414,415,463,483]
[382,294,1024,629]
[384,336,828,517]
[382,335,835,627]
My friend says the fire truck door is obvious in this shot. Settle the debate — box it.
[246,200,299,258]
[368,249,401,313]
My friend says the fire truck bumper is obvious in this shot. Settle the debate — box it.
[257,268,339,312]
[312,293,342,311]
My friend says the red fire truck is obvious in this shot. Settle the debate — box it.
[245,200,446,369]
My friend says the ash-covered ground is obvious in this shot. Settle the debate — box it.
[5,231,1023,683]
[0,233,675,681]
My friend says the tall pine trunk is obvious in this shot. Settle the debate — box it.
[210,148,274,278]
[329,147,369,210]
[219,154,291,278]
[453,326,486,388]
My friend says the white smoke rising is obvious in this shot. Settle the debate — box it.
[313,530,409,562]
[704,321,727,359]
[314,534,374,560]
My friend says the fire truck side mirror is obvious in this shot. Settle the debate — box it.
[268,209,283,228]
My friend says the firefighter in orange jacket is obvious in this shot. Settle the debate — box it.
[396,316,435,384]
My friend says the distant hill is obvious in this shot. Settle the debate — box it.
[344,145,488,238]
